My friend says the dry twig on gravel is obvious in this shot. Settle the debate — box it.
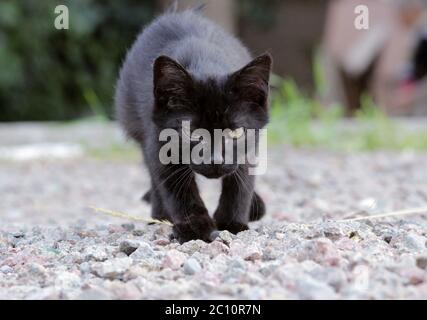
[89,206,173,226]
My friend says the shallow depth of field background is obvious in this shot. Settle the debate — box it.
[0,1,425,118]
[1,0,427,153]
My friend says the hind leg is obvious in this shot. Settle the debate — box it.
[146,187,171,222]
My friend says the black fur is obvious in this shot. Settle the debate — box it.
[143,188,265,223]
[412,37,427,81]
[115,9,271,243]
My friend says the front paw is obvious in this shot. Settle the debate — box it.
[172,214,216,244]
[216,221,249,235]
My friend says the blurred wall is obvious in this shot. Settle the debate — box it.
[159,0,328,92]
[239,0,327,93]
[322,0,427,115]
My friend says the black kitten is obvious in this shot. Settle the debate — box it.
[115,8,272,243]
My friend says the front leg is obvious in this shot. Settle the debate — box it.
[157,165,216,243]
[214,166,254,234]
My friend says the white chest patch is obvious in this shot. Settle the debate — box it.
[195,174,222,215]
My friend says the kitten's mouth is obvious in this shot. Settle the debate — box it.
[200,171,226,179]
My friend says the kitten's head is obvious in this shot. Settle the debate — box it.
[152,54,272,179]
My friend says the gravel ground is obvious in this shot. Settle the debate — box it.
[0,124,427,299]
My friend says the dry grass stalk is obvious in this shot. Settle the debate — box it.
[337,206,427,222]
[89,206,173,226]
[90,205,427,228]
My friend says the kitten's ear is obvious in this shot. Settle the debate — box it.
[153,56,193,107]
[231,53,272,108]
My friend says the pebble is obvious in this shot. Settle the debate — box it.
[79,262,91,274]
[12,231,25,239]
[91,257,132,280]
[0,265,13,274]
[201,241,230,258]
[259,262,280,277]
[54,271,81,288]
[236,230,259,243]
[296,276,338,300]
[230,240,262,261]
[179,240,208,255]
[230,240,246,256]
[218,230,234,245]
[309,265,347,291]
[183,258,202,275]
[298,238,341,266]
[125,265,148,279]
[161,250,187,270]
[416,255,427,270]
[275,233,285,240]
[129,242,155,260]
[243,245,263,261]
[104,281,141,300]
[119,240,140,256]
[132,230,145,237]
[121,223,135,231]
[262,247,280,261]
[25,287,62,300]
[27,263,46,276]
[226,257,247,278]
[78,286,112,300]
[83,246,108,262]
[400,267,425,286]
[153,238,170,246]
[358,197,378,212]
[401,233,426,251]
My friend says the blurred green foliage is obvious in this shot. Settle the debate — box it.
[238,0,280,29]
[0,0,156,121]
[268,78,427,151]
[268,78,344,148]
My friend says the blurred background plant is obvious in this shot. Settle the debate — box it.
[0,0,156,121]
[268,78,427,151]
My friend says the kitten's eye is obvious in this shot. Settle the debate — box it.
[227,127,244,139]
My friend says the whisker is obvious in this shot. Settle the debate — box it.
[151,165,189,195]
[235,167,258,220]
